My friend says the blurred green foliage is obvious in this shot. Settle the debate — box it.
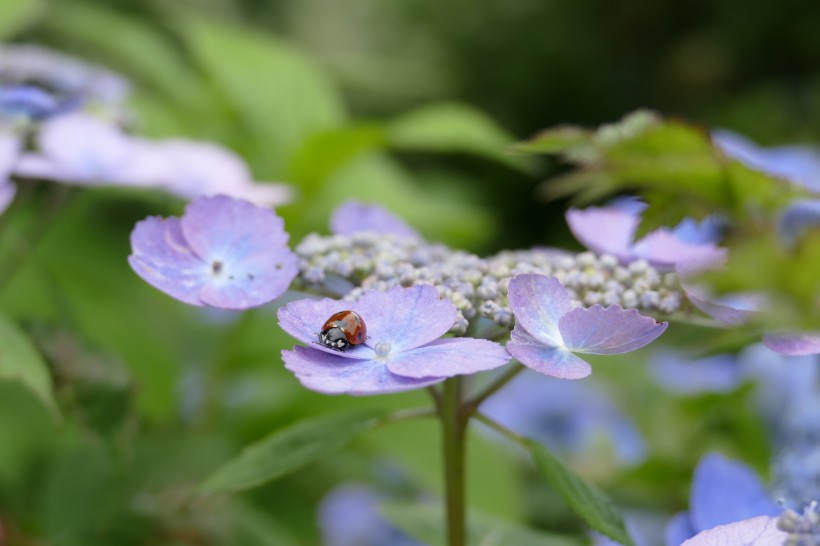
[0,0,817,543]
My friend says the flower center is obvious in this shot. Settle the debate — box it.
[375,341,392,359]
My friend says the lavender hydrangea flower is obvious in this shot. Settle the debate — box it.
[482,370,646,466]
[680,516,786,546]
[566,202,725,271]
[318,484,423,546]
[506,274,667,379]
[713,129,820,192]
[330,201,420,239]
[277,285,511,395]
[665,453,781,546]
[128,195,298,309]
[147,140,293,206]
[13,113,164,186]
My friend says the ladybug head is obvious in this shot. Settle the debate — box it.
[320,327,350,351]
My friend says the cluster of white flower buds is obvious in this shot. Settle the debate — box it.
[295,233,683,335]
[779,500,820,546]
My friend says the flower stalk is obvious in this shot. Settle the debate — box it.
[441,376,468,546]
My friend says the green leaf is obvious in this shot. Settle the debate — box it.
[0,0,46,39]
[513,126,593,155]
[173,11,345,177]
[380,501,583,546]
[386,102,532,172]
[528,441,634,546]
[199,409,387,493]
[0,312,58,418]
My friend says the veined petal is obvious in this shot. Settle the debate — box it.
[282,346,444,395]
[507,274,572,346]
[763,332,820,356]
[681,516,786,546]
[558,305,667,355]
[348,285,456,352]
[180,195,289,261]
[566,206,638,261]
[506,325,592,379]
[277,297,378,360]
[385,337,510,379]
[128,216,208,305]
[690,454,781,534]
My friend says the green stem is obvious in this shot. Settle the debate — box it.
[466,362,525,411]
[441,376,467,546]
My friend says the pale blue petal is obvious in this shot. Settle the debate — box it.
[558,305,667,355]
[665,512,697,546]
[506,325,592,379]
[330,201,420,239]
[681,516,786,546]
[282,346,443,395]
[385,337,510,378]
[507,274,572,346]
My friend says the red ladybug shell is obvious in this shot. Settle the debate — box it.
[321,310,367,345]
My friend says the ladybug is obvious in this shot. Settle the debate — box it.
[319,310,367,351]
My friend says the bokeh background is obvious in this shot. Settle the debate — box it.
[0,0,818,544]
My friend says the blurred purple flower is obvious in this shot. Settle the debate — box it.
[763,332,820,356]
[680,516,786,546]
[318,484,423,546]
[482,370,646,466]
[594,512,666,546]
[0,130,21,214]
[664,453,780,546]
[506,274,667,379]
[566,202,725,271]
[677,260,762,326]
[146,139,292,206]
[128,195,298,309]
[330,201,420,239]
[0,84,67,120]
[649,350,742,395]
[778,199,820,249]
[713,129,820,192]
[13,113,165,186]
[277,285,510,395]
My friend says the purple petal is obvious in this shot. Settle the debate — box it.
[506,325,592,379]
[777,199,820,248]
[678,261,761,325]
[282,346,444,395]
[277,296,379,360]
[566,207,637,260]
[681,516,786,546]
[507,274,572,346]
[558,305,667,355]
[128,216,208,306]
[666,512,698,546]
[330,201,420,239]
[632,229,726,270]
[349,285,456,352]
[690,453,780,533]
[763,332,820,355]
[385,337,510,378]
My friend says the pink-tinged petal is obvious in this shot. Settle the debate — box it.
[277,297,378,360]
[632,229,726,270]
[385,337,511,379]
[558,305,667,355]
[506,325,592,379]
[330,201,420,239]
[282,346,444,395]
[763,332,820,355]
[507,274,572,346]
[566,207,638,260]
[181,195,289,260]
[348,285,456,352]
[128,216,208,306]
[681,516,786,546]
